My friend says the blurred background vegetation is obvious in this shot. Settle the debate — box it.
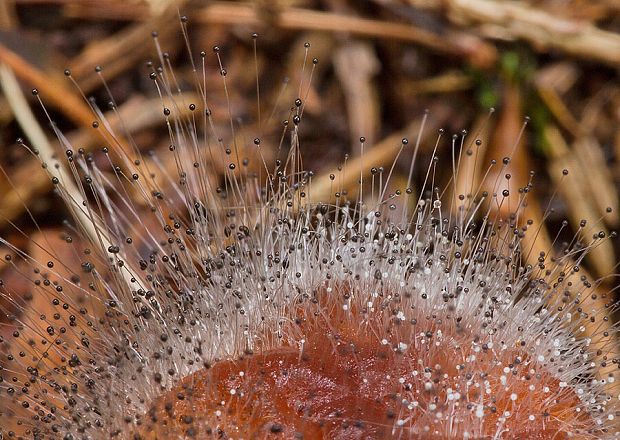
[0,0,619,324]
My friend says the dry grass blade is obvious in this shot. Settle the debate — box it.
[66,2,497,68]
[310,106,450,204]
[408,71,473,95]
[407,0,620,66]
[573,137,619,226]
[0,41,97,129]
[68,0,188,93]
[333,41,380,151]
[534,63,582,137]
[0,93,198,228]
[545,125,615,278]
[0,62,110,252]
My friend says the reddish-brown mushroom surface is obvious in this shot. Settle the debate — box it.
[137,292,588,439]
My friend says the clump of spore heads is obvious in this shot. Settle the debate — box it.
[1,18,619,440]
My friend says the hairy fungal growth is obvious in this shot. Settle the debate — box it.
[0,18,619,440]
